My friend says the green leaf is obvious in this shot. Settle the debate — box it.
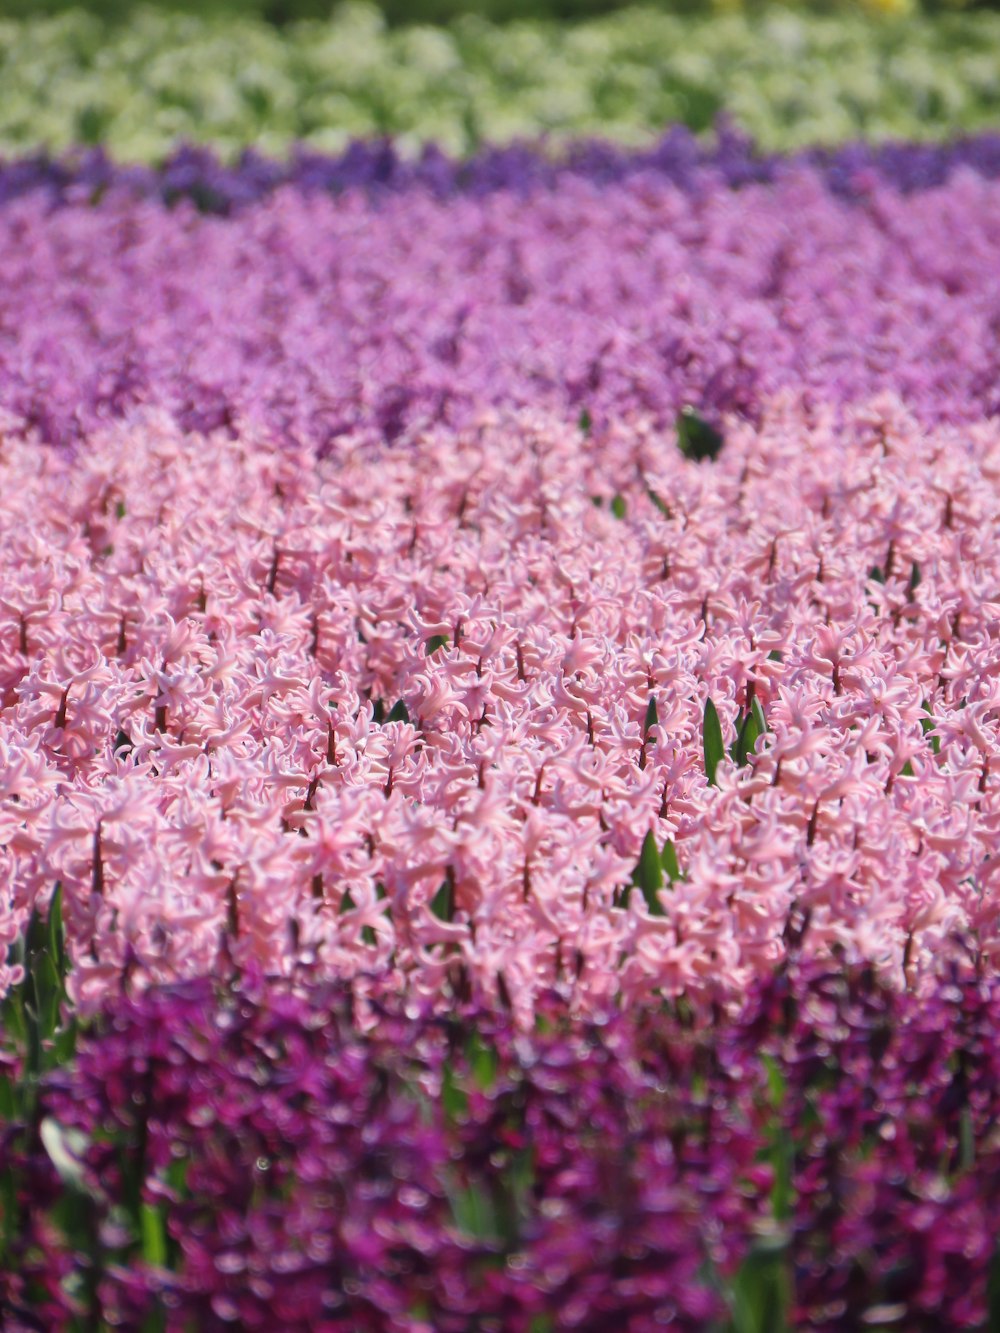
[729,1232,792,1333]
[430,877,454,922]
[0,1073,17,1120]
[23,997,41,1079]
[731,704,762,767]
[467,1031,498,1093]
[643,696,658,738]
[986,1244,1000,1331]
[646,486,670,517]
[141,1202,168,1267]
[0,970,26,1046]
[921,702,941,755]
[676,406,723,462]
[578,408,592,435]
[610,493,626,520]
[450,1182,498,1242]
[762,1053,786,1107]
[761,1055,792,1223]
[661,839,681,884]
[703,697,725,787]
[752,696,767,736]
[25,906,46,964]
[53,1016,78,1065]
[507,1144,535,1225]
[770,1135,794,1224]
[48,882,65,983]
[0,1168,16,1269]
[31,949,62,1045]
[167,1157,189,1198]
[631,829,664,915]
[868,564,886,586]
[385,698,410,724]
[908,561,921,595]
[441,1059,468,1121]
[425,635,449,655]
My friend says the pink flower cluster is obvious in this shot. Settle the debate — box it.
[0,377,998,1016]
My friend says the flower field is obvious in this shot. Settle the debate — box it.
[4,3,1000,1330]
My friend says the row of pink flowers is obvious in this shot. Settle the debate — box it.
[0,379,997,1016]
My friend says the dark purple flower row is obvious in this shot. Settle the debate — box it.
[3,946,999,1331]
[5,127,1000,215]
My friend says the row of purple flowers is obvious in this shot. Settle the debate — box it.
[6,128,1000,214]
[2,945,997,1331]
[5,142,1000,449]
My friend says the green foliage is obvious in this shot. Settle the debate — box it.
[431,872,455,921]
[440,1022,530,1252]
[0,894,184,1328]
[921,700,941,754]
[677,406,725,462]
[703,696,725,786]
[140,1201,169,1267]
[731,695,767,766]
[646,485,671,517]
[728,1230,792,1333]
[760,1053,793,1221]
[1,887,77,1268]
[720,1051,794,1333]
[632,828,664,913]
[661,838,682,883]
[987,1246,1000,1331]
[1,885,73,1102]
[448,1177,501,1239]
[620,828,683,912]
[1,5,1000,161]
[643,695,658,737]
[385,698,410,724]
